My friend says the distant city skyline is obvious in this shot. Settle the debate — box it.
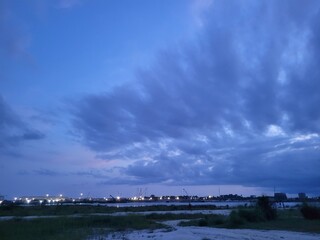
[1,0,320,199]
[2,189,314,201]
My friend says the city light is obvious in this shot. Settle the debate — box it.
[2,191,317,208]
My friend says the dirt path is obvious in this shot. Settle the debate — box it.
[99,219,320,240]
[2,210,319,240]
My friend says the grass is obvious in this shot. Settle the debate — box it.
[0,217,92,240]
[0,211,210,240]
[2,205,319,239]
[0,204,218,239]
[0,215,164,240]
[146,212,206,221]
[300,204,320,220]
[0,204,220,217]
[179,209,320,233]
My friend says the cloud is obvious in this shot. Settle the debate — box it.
[190,0,214,28]
[0,0,33,64]
[0,95,45,152]
[70,0,320,194]
[29,167,115,180]
[56,0,81,9]
[22,130,45,140]
[0,0,83,72]
[33,168,64,177]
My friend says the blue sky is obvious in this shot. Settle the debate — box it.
[1,0,320,199]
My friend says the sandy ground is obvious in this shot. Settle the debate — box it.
[92,220,320,240]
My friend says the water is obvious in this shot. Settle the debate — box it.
[80,200,320,208]
[89,200,255,208]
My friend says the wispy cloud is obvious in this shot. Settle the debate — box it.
[57,0,81,9]
[33,168,64,177]
[190,0,214,28]
[0,95,45,152]
[0,0,34,64]
[68,0,320,193]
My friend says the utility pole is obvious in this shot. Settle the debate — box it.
[183,188,191,208]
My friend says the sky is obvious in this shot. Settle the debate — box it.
[1,0,320,199]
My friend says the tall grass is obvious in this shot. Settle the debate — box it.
[0,204,219,217]
[180,197,320,233]
[300,204,320,220]
[180,209,320,233]
[0,215,164,240]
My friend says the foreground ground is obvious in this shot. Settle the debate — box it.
[0,205,320,239]
[101,219,320,240]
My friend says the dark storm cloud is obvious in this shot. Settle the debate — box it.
[71,0,320,193]
[120,135,320,193]
[30,168,115,180]
[22,131,45,140]
[33,168,63,177]
[0,95,45,152]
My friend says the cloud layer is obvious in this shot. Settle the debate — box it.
[71,0,320,193]
[0,96,45,153]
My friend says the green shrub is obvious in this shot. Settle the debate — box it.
[300,205,320,220]
[225,197,277,226]
[198,219,208,226]
[227,210,245,227]
[256,196,277,220]
[213,217,225,225]
[238,209,264,222]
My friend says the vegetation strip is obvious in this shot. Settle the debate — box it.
[1,199,320,240]
[0,204,222,217]
[179,199,320,234]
